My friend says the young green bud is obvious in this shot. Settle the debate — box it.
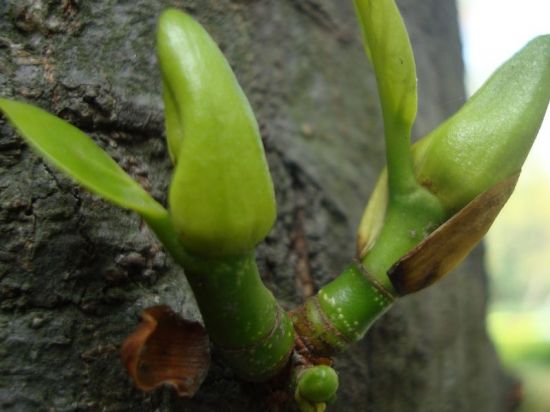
[295,365,338,410]
[157,9,276,257]
[358,35,550,295]
[415,35,550,214]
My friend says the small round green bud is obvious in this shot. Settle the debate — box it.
[296,365,339,404]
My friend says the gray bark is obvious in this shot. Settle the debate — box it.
[0,0,514,411]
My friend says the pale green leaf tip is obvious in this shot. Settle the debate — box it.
[0,97,167,220]
[414,33,550,214]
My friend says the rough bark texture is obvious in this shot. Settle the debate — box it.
[0,0,514,411]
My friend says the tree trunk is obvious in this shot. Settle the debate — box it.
[0,0,514,411]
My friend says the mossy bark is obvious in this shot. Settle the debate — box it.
[0,0,515,411]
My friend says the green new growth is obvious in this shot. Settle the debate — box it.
[1,0,549,410]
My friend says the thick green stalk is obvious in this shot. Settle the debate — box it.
[184,252,295,381]
[292,263,394,356]
[145,211,294,381]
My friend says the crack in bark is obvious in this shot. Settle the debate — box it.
[291,205,315,299]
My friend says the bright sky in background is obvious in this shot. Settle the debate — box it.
[459,0,550,177]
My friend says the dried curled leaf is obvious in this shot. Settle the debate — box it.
[388,174,519,295]
[121,305,210,397]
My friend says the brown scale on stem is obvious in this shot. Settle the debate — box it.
[389,174,519,295]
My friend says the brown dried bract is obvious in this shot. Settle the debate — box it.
[121,305,210,397]
[389,174,519,296]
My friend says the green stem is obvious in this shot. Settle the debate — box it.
[144,211,189,265]
[291,262,394,356]
[144,211,295,381]
[361,185,446,291]
[184,252,295,381]
[373,98,447,291]
[384,119,418,196]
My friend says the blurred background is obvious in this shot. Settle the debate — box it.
[458,0,550,410]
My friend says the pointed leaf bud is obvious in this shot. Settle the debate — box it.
[415,35,550,214]
[157,9,276,257]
